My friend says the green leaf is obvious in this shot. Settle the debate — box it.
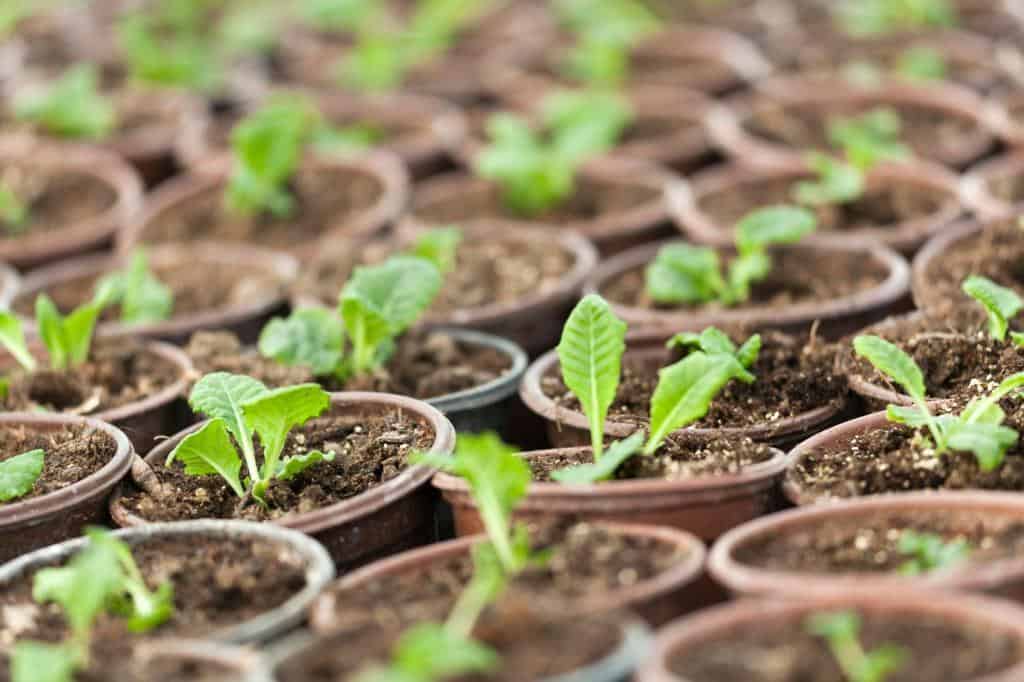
[736,334,762,369]
[0,449,44,502]
[886,404,934,427]
[945,421,1018,471]
[838,0,956,37]
[962,275,1023,342]
[277,450,335,480]
[411,226,463,275]
[735,205,817,256]
[13,65,116,139]
[117,12,221,92]
[93,250,174,324]
[242,383,331,481]
[35,295,67,370]
[856,645,908,682]
[556,294,628,457]
[1012,332,1024,348]
[258,308,345,376]
[86,528,174,633]
[0,310,37,372]
[393,623,499,677]
[853,335,926,402]
[300,0,379,32]
[165,419,245,497]
[806,610,860,640]
[898,530,970,576]
[550,431,644,484]
[33,294,105,370]
[828,107,911,172]
[11,641,78,682]
[0,182,29,232]
[897,46,947,81]
[645,243,725,304]
[187,372,269,464]
[562,36,630,87]
[542,89,632,162]
[312,123,385,155]
[338,32,409,92]
[793,152,865,206]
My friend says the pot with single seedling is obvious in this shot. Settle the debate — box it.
[11,243,297,345]
[586,205,911,340]
[637,591,1024,682]
[436,296,791,542]
[0,521,333,682]
[117,94,408,258]
[293,221,599,356]
[0,412,132,562]
[0,135,142,271]
[109,381,455,568]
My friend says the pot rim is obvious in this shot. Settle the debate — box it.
[960,151,1024,219]
[911,216,996,311]
[0,519,335,644]
[0,260,19,307]
[109,392,456,536]
[130,638,265,675]
[421,327,529,412]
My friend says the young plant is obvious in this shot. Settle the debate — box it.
[117,10,221,93]
[0,292,110,373]
[646,205,816,306]
[411,226,463,275]
[961,275,1024,346]
[13,65,117,140]
[94,249,174,324]
[311,122,385,156]
[0,182,29,234]
[300,0,380,33]
[352,622,498,682]
[897,530,970,576]
[167,373,334,505]
[838,0,956,37]
[854,335,1024,471]
[828,108,911,173]
[0,449,44,503]
[806,611,907,682]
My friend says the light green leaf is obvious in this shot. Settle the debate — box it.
[897,46,947,81]
[898,530,969,576]
[242,383,331,480]
[962,275,1023,342]
[411,226,463,275]
[165,419,245,497]
[793,152,865,206]
[11,641,78,682]
[736,334,762,369]
[258,308,345,376]
[187,372,269,455]
[550,431,644,484]
[277,450,335,480]
[13,65,116,140]
[94,250,174,324]
[542,89,632,162]
[35,295,67,370]
[726,251,770,303]
[0,310,37,372]
[645,243,725,304]
[392,623,499,677]
[886,404,934,427]
[735,205,817,256]
[853,335,926,402]
[0,449,44,502]
[945,421,1018,472]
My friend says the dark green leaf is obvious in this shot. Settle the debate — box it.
[258,308,345,376]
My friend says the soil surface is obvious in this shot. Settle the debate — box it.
[542,331,845,432]
[602,246,888,311]
[735,510,1024,574]
[0,164,115,240]
[185,332,315,389]
[670,612,1024,682]
[2,341,182,415]
[0,423,116,501]
[120,410,434,522]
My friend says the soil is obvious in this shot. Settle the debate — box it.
[0,535,307,682]
[542,330,845,431]
[2,341,182,414]
[0,164,115,240]
[670,612,1024,682]
[185,332,315,389]
[602,246,888,311]
[0,423,116,501]
[119,410,434,522]
[734,509,1024,574]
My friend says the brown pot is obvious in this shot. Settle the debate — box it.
[636,591,1024,682]
[12,242,298,345]
[709,490,1024,602]
[117,152,408,259]
[309,522,708,629]
[109,392,457,570]
[584,239,911,340]
[911,217,1007,314]
[0,135,142,271]
[177,89,467,180]
[961,152,1024,219]
[0,412,133,562]
[123,639,265,678]
[0,260,18,307]
[669,157,965,255]
[410,157,676,257]
[433,445,787,543]
[708,74,1002,170]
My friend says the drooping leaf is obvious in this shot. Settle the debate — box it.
[853,335,926,402]
[550,431,644,484]
[164,419,245,497]
[962,275,1023,342]
[0,310,37,372]
[242,383,331,480]
[0,449,44,502]
[258,308,345,376]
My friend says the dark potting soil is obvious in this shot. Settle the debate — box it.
[670,612,1024,682]
[0,165,115,239]
[120,410,434,522]
[542,331,846,431]
[185,332,316,389]
[0,423,116,500]
[1,341,182,414]
[138,164,384,250]
[734,510,1024,574]
[602,247,888,311]
[321,521,685,633]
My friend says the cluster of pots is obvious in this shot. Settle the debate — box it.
[8,0,1024,680]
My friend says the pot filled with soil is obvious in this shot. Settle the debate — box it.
[637,591,1024,682]
[0,135,142,271]
[110,390,456,569]
[0,412,132,562]
[709,490,1024,602]
[961,152,1024,219]
[10,242,298,344]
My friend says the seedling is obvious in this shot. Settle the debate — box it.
[961,275,1024,346]
[0,292,111,373]
[0,182,29,234]
[0,449,44,503]
[12,527,173,682]
[411,226,463,275]
[94,250,174,324]
[338,31,410,92]
[645,205,816,306]
[897,530,970,575]
[828,108,911,173]
[806,610,907,682]
[838,0,956,37]
[353,622,498,682]
[312,122,385,155]
[13,65,117,140]
[477,90,632,216]
[554,0,660,86]
[854,335,1024,471]
[793,152,865,207]
[166,373,334,505]
[117,9,221,93]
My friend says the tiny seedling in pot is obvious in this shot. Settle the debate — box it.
[897,530,970,576]
[854,335,1024,471]
[646,205,816,306]
[13,64,117,140]
[0,449,44,503]
[93,249,175,325]
[806,610,907,682]
[961,275,1024,346]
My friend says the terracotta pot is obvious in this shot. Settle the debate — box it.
[584,239,911,340]
[410,157,676,257]
[11,242,298,345]
[669,157,966,255]
[109,392,457,570]
[433,446,787,543]
[708,75,1002,170]
[0,412,133,562]
[0,260,18,307]
[177,89,466,180]
[0,135,142,271]
[0,340,193,453]
[310,522,707,629]
[710,490,1024,602]
[962,152,1024,219]
[0,519,334,643]
[117,152,408,259]
[911,217,1009,313]
[637,591,1024,682]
